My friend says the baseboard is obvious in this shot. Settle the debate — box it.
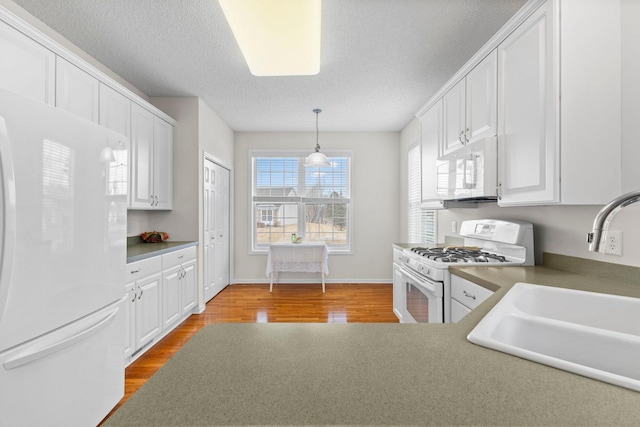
[231,279,392,285]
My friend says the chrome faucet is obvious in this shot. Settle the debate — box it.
[587,190,640,252]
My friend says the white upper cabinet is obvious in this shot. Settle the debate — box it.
[0,20,55,104]
[497,2,557,205]
[442,80,466,156]
[129,102,173,210]
[420,100,442,202]
[497,0,621,206]
[99,83,131,138]
[441,50,497,157]
[55,56,99,123]
[130,103,155,209]
[466,50,498,144]
[153,117,174,210]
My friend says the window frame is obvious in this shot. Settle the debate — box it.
[249,149,353,254]
[408,142,437,245]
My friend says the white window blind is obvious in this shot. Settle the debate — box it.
[408,143,436,245]
[251,151,351,252]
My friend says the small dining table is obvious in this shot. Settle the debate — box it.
[266,241,329,292]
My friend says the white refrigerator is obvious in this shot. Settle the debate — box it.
[0,89,128,426]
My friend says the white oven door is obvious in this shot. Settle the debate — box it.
[400,266,443,323]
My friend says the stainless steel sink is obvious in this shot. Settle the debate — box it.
[467,282,640,391]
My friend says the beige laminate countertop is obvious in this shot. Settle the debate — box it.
[432,262,640,425]
[127,240,198,263]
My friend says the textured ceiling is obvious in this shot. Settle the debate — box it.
[10,0,527,132]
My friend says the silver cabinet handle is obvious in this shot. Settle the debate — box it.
[149,196,154,206]
[137,284,143,300]
[463,290,477,300]
[465,127,470,143]
[130,268,141,274]
[496,182,502,200]
[178,255,184,259]
[131,288,136,303]
[459,130,465,144]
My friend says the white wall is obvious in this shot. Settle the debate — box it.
[233,131,400,283]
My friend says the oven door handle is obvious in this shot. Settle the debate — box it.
[399,265,439,294]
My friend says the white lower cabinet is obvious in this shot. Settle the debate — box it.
[125,246,197,364]
[125,256,162,360]
[392,246,405,322]
[450,274,494,323]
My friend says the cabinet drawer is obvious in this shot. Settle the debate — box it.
[162,246,196,269]
[450,275,493,310]
[393,246,403,263]
[126,256,162,282]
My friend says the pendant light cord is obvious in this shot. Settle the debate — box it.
[314,108,322,152]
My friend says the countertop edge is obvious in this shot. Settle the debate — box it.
[127,241,198,263]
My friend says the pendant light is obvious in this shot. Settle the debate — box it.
[304,108,331,168]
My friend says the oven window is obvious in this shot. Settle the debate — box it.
[406,282,430,323]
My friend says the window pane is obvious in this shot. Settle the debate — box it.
[255,203,299,247]
[304,157,349,198]
[305,203,348,247]
[253,157,299,197]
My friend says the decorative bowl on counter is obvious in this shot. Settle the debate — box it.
[140,231,169,243]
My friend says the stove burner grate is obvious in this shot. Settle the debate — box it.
[410,247,508,263]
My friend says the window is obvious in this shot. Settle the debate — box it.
[408,143,436,244]
[251,151,351,252]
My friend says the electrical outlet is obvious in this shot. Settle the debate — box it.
[603,230,623,256]
[451,221,457,234]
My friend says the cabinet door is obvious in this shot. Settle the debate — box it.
[153,117,173,209]
[162,266,182,330]
[135,272,162,350]
[130,103,155,208]
[497,1,558,206]
[466,50,497,143]
[450,298,471,323]
[0,20,55,104]
[181,261,197,314]
[55,56,99,123]
[420,100,442,202]
[392,264,404,322]
[99,83,130,137]
[215,165,230,291]
[441,79,466,157]
[124,283,136,360]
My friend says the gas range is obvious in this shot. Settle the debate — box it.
[400,219,534,282]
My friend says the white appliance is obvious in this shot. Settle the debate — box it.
[0,89,128,427]
[436,137,497,201]
[397,219,534,323]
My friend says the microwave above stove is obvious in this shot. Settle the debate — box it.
[436,136,497,201]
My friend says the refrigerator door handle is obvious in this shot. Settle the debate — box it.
[3,305,120,370]
[0,117,17,322]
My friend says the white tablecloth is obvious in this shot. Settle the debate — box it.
[266,242,329,277]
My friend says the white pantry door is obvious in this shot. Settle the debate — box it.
[203,158,230,302]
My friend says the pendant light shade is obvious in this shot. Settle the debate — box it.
[304,109,331,168]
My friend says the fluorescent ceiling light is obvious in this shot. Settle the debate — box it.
[218,0,321,76]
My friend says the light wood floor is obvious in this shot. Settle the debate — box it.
[101,283,397,423]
